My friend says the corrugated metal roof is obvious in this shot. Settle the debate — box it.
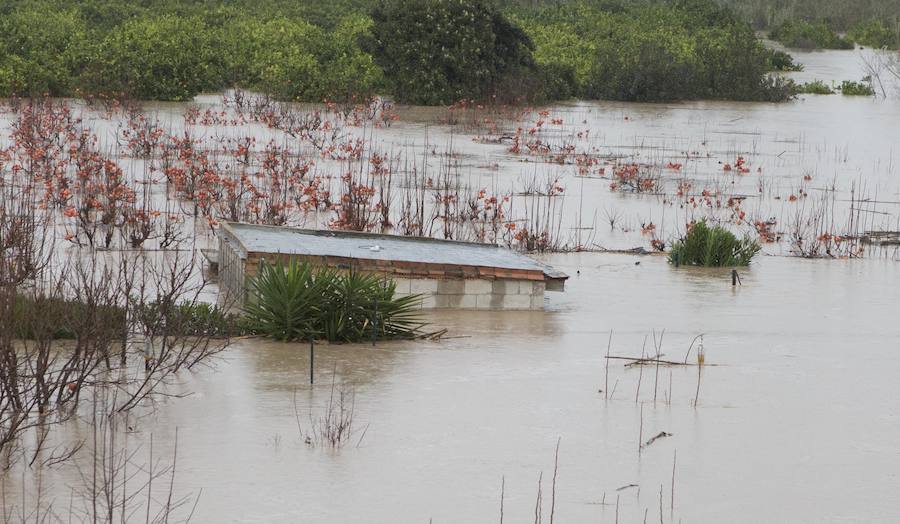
[222,223,561,276]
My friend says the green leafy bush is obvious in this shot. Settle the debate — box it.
[242,259,427,343]
[516,0,795,102]
[716,0,898,34]
[839,80,876,96]
[0,9,87,96]
[368,0,540,104]
[797,80,834,94]
[769,19,853,49]
[765,49,803,71]
[847,20,900,48]
[668,221,761,267]
[175,302,242,337]
[0,0,810,103]
[79,15,220,101]
[219,15,382,102]
[12,295,125,340]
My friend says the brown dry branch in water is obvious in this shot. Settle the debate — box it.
[295,368,359,449]
[642,431,673,448]
[0,201,231,470]
[1,392,201,522]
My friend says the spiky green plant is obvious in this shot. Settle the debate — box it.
[668,221,761,267]
[242,259,427,343]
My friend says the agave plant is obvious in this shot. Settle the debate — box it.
[242,259,427,343]
[668,220,761,267]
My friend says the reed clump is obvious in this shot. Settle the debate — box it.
[242,259,428,343]
[668,221,760,267]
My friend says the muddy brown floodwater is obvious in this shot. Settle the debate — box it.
[2,49,900,522]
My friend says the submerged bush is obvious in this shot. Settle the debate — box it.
[368,0,540,104]
[0,9,87,97]
[668,221,761,267]
[0,0,812,103]
[839,80,876,96]
[797,80,835,94]
[516,0,795,102]
[847,20,900,49]
[769,19,853,49]
[243,259,427,343]
[79,15,220,101]
[137,301,244,338]
[765,49,803,71]
[12,295,125,340]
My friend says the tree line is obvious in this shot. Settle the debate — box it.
[0,0,803,104]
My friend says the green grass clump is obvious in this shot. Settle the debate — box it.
[797,80,834,94]
[242,259,427,343]
[668,221,761,267]
[839,80,876,96]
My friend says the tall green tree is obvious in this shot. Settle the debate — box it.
[369,0,539,104]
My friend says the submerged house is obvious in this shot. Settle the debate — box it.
[217,223,567,310]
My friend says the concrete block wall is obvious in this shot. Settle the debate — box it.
[393,277,545,310]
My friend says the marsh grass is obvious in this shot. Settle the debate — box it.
[667,221,760,267]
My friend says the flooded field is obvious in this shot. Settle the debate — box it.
[2,49,899,522]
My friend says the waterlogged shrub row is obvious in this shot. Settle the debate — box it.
[0,0,798,103]
[512,0,797,102]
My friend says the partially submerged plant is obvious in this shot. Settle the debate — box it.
[839,80,876,96]
[797,80,834,95]
[242,259,428,343]
[667,220,760,267]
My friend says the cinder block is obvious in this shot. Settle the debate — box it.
[410,279,439,294]
[437,280,465,294]
[420,295,438,309]
[530,294,545,310]
[444,294,464,308]
[531,281,546,295]
[392,278,412,294]
[476,294,504,309]
[431,295,451,309]
[458,294,478,309]
[464,279,493,295]
[491,280,513,294]
[502,294,532,310]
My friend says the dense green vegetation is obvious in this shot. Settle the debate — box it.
[513,0,795,102]
[839,80,876,96]
[0,0,797,103]
[12,295,125,340]
[369,0,539,104]
[765,49,803,71]
[847,19,900,49]
[12,295,242,340]
[794,79,877,96]
[668,221,761,267]
[715,0,900,49]
[796,80,835,95]
[768,19,853,49]
[242,259,427,343]
[715,0,900,33]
